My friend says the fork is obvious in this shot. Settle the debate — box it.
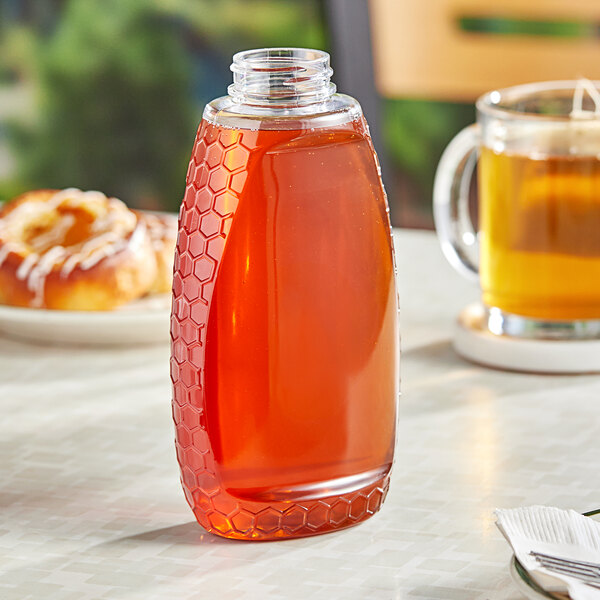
[530,551,600,590]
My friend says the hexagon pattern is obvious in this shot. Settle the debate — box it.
[171,120,389,540]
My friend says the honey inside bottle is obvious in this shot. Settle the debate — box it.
[171,48,398,540]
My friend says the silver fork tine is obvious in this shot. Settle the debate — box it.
[530,552,600,589]
[534,563,600,589]
[540,564,599,580]
[531,552,600,572]
[536,559,599,578]
[535,558,600,577]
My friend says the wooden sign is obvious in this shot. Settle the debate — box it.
[369,0,600,100]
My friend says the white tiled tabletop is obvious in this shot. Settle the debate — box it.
[1,229,599,599]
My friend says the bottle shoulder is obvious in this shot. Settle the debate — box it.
[203,94,363,131]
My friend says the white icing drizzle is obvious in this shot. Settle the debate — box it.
[59,254,79,278]
[0,188,140,307]
[140,212,177,252]
[81,241,128,270]
[128,219,149,256]
[28,246,66,307]
[16,252,39,281]
[29,213,75,253]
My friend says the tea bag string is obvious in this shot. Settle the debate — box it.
[570,78,600,119]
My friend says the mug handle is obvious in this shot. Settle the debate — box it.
[433,123,480,281]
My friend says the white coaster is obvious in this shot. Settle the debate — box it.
[454,303,600,374]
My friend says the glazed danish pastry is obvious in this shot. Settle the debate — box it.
[0,188,157,310]
[135,211,177,294]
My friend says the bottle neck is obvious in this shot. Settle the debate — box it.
[228,48,336,108]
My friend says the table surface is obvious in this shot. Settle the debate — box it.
[1,229,599,600]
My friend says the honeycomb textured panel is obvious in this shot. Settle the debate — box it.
[170,121,389,540]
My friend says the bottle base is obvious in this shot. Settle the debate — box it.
[188,472,391,541]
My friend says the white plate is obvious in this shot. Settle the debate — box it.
[510,557,567,600]
[0,293,171,346]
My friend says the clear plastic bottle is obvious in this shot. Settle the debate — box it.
[171,48,398,540]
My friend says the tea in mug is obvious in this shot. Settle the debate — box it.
[479,147,600,320]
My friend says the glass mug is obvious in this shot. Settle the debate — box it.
[434,80,600,339]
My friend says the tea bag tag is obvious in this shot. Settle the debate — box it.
[569,78,600,119]
[565,79,600,154]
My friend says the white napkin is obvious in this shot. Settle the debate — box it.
[495,506,600,600]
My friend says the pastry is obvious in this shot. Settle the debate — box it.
[135,211,177,294]
[0,188,157,310]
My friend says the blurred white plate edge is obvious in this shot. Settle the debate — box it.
[0,293,171,346]
[510,556,570,600]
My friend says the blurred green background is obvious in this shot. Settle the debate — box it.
[0,0,473,227]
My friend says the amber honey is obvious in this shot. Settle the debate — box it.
[171,117,398,539]
[479,146,600,320]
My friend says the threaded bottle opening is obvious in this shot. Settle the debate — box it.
[229,48,336,107]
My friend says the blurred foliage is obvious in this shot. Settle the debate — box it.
[383,98,474,218]
[0,176,27,201]
[5,0,195,209]
[154,0,325,50]
[459,16,596,38]
[154,0,327,107]
[0,25,39,82]
[0,62,14,84]
[0,0,326,208]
